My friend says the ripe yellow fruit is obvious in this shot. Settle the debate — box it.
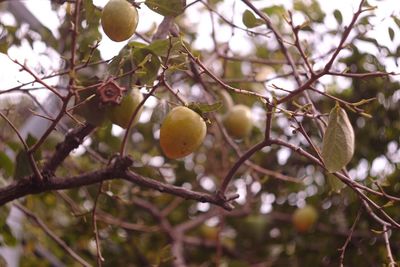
[292,205,318,232]
[107,89,143,129]
[223,104,253,139]
[101,0,139,42]
[160,106,207,159]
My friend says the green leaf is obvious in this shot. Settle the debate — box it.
[188,101,222,114]
[242,10,264,28]
[0,152,13,177]
[12,135,42,180]
[150,99,169,124]
[127,42,148,49]
[145,0,186,17]
[1,224,17,247]
[13,150,33,180]
[333,9,343,25]
[371,229,384,234]
[132,48,161,86]
[147,37,182,57]
[84,0,99,24]
[393,15,400,29]
[261,5,285,16]
[0,41,8,54]
[26,134,42,160]
[74,86,107,126]
[326,174,345,193]
[111,43,162,87]
[388,27,395,41]
[352,97,376,106]
[321,105,355,173]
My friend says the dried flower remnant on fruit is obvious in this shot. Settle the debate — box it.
[97,79,126,105]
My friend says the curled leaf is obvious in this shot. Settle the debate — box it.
[321,105,355,173]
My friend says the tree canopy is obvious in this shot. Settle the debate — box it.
[0,0,399,266]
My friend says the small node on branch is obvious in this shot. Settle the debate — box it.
[97,79,126,105]
[112,155,134,171]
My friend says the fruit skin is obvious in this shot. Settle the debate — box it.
[101,0,139,42]
[160,106,207,159]
[107,89,143,129]
[292,205,318,233]
[223,104,253,139]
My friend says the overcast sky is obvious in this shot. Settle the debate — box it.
[0,0,399,95]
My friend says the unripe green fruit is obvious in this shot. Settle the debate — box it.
[107,89,143,129]
[292,205,318,233]
[101,0,139,42]
[223,104,253,139]
[160,106,207,159]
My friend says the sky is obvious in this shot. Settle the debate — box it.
[1,0,399,93]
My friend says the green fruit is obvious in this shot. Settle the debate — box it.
[243,215,267,240]
[101,0,139,42]
[223,104,253,139]
[159,106,207,159]
[292,205,318,232]
[107,89,143,129]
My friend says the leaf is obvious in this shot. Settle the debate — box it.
[1,224,17,247]
[333,9,343,25]
[261,5,285,16]
[74,87,107,126]
[145,0,186,17]
[187,101,222,114]
[131,48,161,85]
[13,150,33,180]
[370,228,384,234]
[242,10,264,28]
[388,27,395,41]
[0,41,8,54]
[26,134,41,160]
[150,99,169,124]
[321,105,355,173]
[146,37,182,57]
[352,97,376,106]
[12,135,42,180]
[0,152,13,177]
[326,174,345,193]
[393,15,400,29]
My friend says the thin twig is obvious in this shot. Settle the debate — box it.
[14,203,92,267]
[339,208,362,266]
[92,183,105,266]
[383,225,398,267]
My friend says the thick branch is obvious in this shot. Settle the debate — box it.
[0,157,236,211]
[43,124,95,173]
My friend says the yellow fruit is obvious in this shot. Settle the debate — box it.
[223,104,253,139]
[107,89,143,129]
[292,205,318,232]
[160,106,207,159]
[101,0,139,42]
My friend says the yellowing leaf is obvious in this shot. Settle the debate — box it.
[321,105,355,173]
